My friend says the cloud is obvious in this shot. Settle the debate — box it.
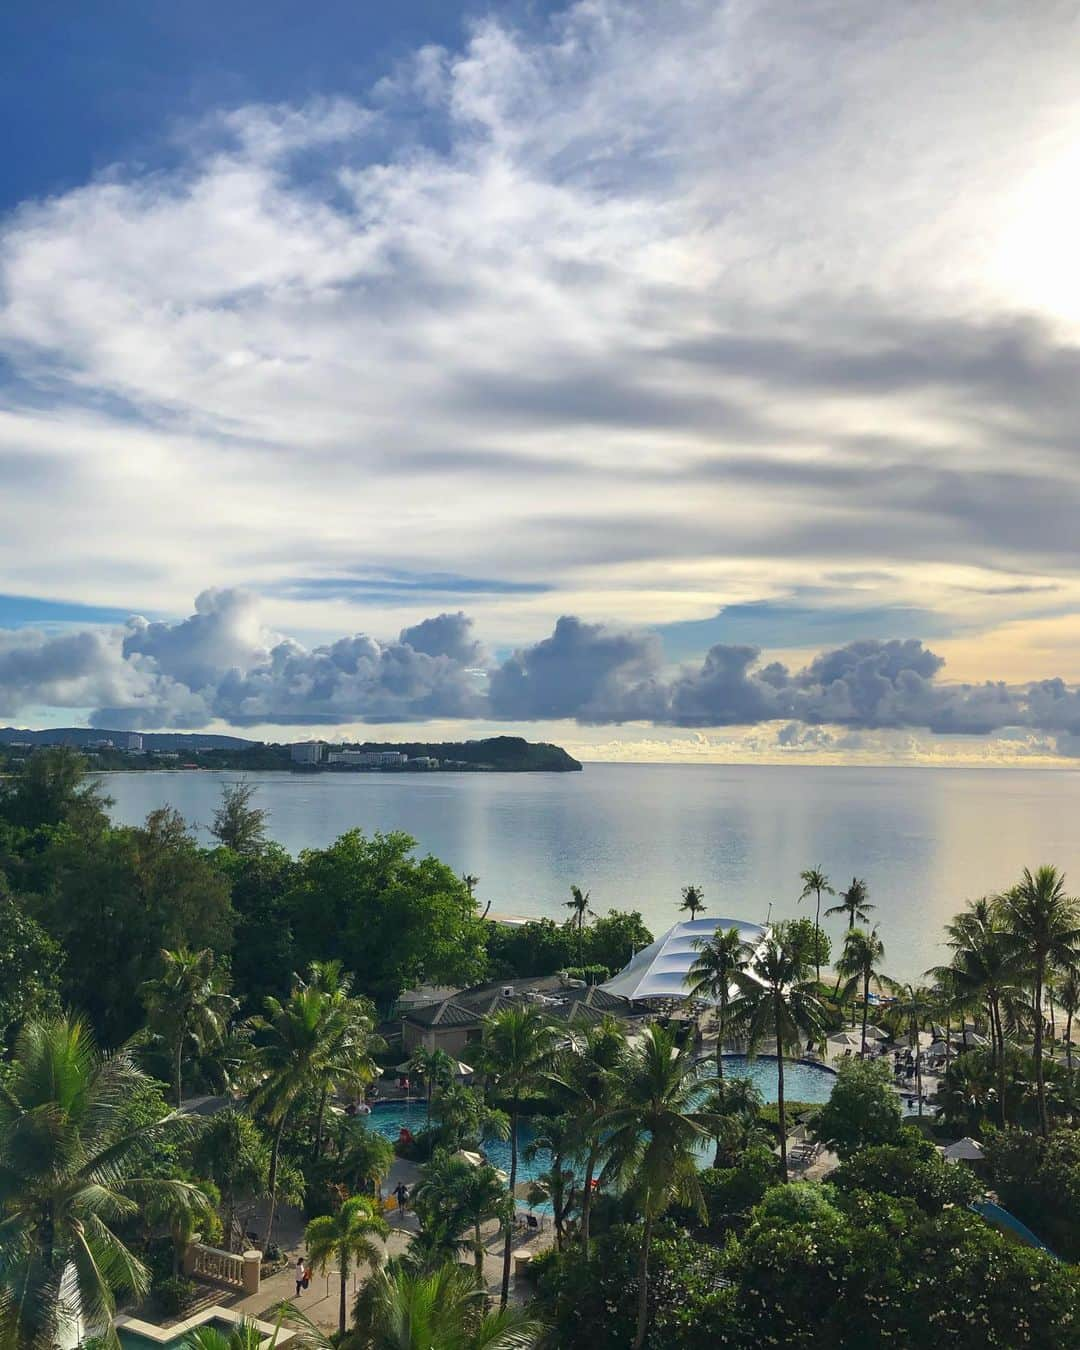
[1,0,1080,660]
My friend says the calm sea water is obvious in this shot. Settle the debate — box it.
[97,763,1080,980]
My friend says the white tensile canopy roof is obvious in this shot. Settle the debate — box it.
[600,916,766,1004]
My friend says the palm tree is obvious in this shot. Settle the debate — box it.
[548,1015,626,1246]
[478,1005,560,1307]
[194,1109,274,1252]
[703,1075,767,1168]
[523,1116,577,1249]
[835,927,886,1057]
[826,876,874,932]
[305,1195,389,1336]
[1059,966,1080,1072]
[884,981,934,1117]
[463,872,490,920]
[354,1262,546,1349]
[999,866,1080,1135]
[335,1120,396,1205]
[297,960,381,1160]
[412,1152,511,1279]
[428,1082,509,1155]
[679,884,706,919]
[408,1046,458,1124]
[685,926,747,1079]
[248,983,346,1248]
[601,1024,717,1350]
[141,946,238,1108]
[0,1016,210,1349]
[731,924,826,1181]
[798,867,834,983]
[565,884,592,968]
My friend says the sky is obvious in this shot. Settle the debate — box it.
[3,1,1080,763]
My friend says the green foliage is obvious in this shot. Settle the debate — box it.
[830,1133,980,1214]
[695,1146,779,1236]
[151,1274,197,1317]
[0,884,60,1044]
[221,843,299,1010]
[0,745,111,835]
[984,1126,1080,1259]
[784,916,832,973]
[812,1056,902,1158]
[564,964,611,983]
[210,781,268,855]
[286,829,488,1004]
[486,909,653,981]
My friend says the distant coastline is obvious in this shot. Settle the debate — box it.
[0,728,582,774]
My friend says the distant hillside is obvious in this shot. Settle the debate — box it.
[341,736,582,772]
[0,726,254,750]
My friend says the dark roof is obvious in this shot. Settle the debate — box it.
[400,977,644,1032]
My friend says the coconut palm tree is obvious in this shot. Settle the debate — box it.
[297,961,381,1160]
[335,1121,396,1205]
[685,926,748,1078]
[1058,965,1080,1072]
[478,1006,560,1307]
[601,1024,717,1350]
[703,1075,768,1168]
[731,924,826,1181]
[565,885,592,968]
[354,1262,546,1349]
[408,1046,458,1124]
[523,1116,577,1249]
[998,865,1080,1135]
[305,1195,389,1336]
[412,1152,511,1280]
[835,927,887,1057]
[679,884,706,919]
[798,867,834,983]
[826,877,874,932]
[194,1109,275,1252]
[0,1016,210,1349]
[141,946,238,1108]
[884,981,935,1117]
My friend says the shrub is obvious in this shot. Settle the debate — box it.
[152,1275,196,1317]
[812,1056,902,1158]
[830,1132,980,1214]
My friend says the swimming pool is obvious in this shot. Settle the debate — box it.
[366,1055,834,1196]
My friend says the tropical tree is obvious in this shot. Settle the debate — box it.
[685,926,748,1079]
[408,1046,458,1124]
[600,1024,717,1350]
[1058,965,1080,1072]
[523,1116,577,1250]
[835,927,887,1057]
[0,1016,210,1349]
[354,1262,546,1349]
[731,924,827,1180]
[826,876,874,932]
[412,1152,511,1279]
[194,1109,276,1252]
[141,946,238,1108]
[703,1075,768,1167]
[679,884,706,919]
[210,781,268,855]
[335,1121,396,1204]
[429,1082,509,1155]
[565,885,592,968]
[478,1005,560,1306]
[305,1195,389,1336]
[798,867,834,983]
[885,981,935,1118]
[998,866,1080,1135]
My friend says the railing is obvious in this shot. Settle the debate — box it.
[186,1242,245,1289]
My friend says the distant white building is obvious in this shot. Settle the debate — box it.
[123,733,143,751]
[410,756,439,769]
[290,740,323,765]
[328,749,408,767]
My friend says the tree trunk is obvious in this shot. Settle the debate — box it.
[175,1026,185,1110]
[860,974,870,1057]
[313,1084,328,1160]
[991,996,1007,1127]
[1067,1007,1074,1073]
[814,889,822,984]
[776,998,788,1182]
[1034,959,1048,1136]
[581,1144,599,1247]
[716,996,726,1079]
[499,1101,518,1307]
[338,1261,347,1337]
[632,1212,655,1350]
[263,1113,288,1250]
[474,1220,484,1279]
[945,1011,952,1077]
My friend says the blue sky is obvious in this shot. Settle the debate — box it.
[3,2,1080,761]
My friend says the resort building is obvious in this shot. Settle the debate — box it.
[601,916,766,1005]
[289,740,323,765]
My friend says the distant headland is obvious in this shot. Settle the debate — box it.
[0,728,582,774]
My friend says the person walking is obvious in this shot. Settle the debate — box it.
[295,1255,306,1297]
[393,1181,409,1215]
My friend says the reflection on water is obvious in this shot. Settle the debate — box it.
[99,763,1080,979]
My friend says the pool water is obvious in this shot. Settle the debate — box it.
[367,1055,834,1196]
[118,1320,235,1349]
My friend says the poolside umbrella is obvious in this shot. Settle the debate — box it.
[943,1137,985,1162]
[514,1179,544,1201]
[452,1150,485,1168]
[829,1032,864,1050]
[927,1041,950,1058]
[862,1025,889,1042]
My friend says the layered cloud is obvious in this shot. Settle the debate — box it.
[1,0,1080,669]
[3,590,1080,756]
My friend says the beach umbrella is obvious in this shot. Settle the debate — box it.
[513,1179,544,1201]
[829,1031,864,1049]
[943,1137,985,1162]
[862,1024,889,1042]
[927,1040,950,1057]
[454,1060,474,1076]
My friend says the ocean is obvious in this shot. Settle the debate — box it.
[97,762,1080,980]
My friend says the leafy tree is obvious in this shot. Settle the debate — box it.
[297,960,381,1159]
[602,1024,716,1350]
[333,1119,396,1203]
[678,884,706,919]
[222,843,299,1010]
[565,884,592,969]
[685,925,747,1080]
[812,1057,902,1158]
[0,1016,210,1349]
[412,1151,511,1279]
[0,746,110,835]
[354,1262,547,1349]
[835,926,886,1055]
[798,867,834,982]
[305,1195,388,1335]
[210,781,268,855]
[0,884,60,1045]
[830,1134,979,1214]
[408,1046,458,1124]
[885,980,936,1118]
[287,830,488,1005]
[984,1126,1080,1259]
[702,1076,768,1168]
[732,923,826,1180]
[784,916,831,982]
[479,1005,560,1306]
[141,946,237,1107]
[583,909,653,976]
[193,1109,276,1252]
[999,865,1080,1135]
